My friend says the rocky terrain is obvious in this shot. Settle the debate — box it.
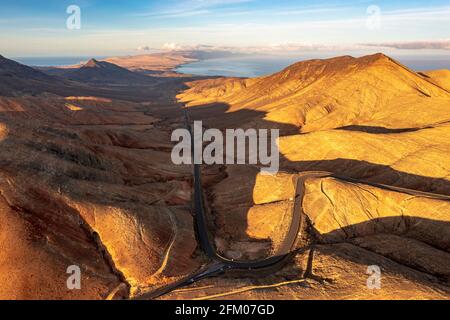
[0,55,208,299]
[0,53,449,300]
[0,93,208,299]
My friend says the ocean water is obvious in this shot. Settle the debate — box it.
[176,56,305,77]
[13,56,106,67]
[12,55,450,76]
[176,55,450,78]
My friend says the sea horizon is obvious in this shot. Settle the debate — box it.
[12,56,108,67]
[11,54,450,78]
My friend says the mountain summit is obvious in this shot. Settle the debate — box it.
[64,58,156,85]
[178,53,450,133]
[84,58,102,68]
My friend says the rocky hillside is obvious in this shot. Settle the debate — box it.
[0,94,203,299]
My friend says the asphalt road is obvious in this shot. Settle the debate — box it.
[135,109,308,299]
[135,109,450,300]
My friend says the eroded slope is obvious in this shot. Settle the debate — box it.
[0,96,201,299]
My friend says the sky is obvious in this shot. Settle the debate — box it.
[0,0,449,57]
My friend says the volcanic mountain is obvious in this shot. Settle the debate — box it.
[0,55,187,102]
[178,53,450,133]
[63,59,156,85]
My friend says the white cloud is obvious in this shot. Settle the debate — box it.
[137,45,151,51]
[162,43,185,50]
[362,40,450,50]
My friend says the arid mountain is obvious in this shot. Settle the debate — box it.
[175,53,450,299]
[1,56,196,102]
[0,55,55,82]
[0,54,204,299]
[164,172,450,300]
[0,52,449,300]
[63,59,157,85]
[179,53,450,133]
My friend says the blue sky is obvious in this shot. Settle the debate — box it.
[0,0,449,57]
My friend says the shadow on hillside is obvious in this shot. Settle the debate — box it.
[336,125,427,134]
[181,100,450,292]
[315,216,450,284]
[282,158,450,195]
[182,103,450,241]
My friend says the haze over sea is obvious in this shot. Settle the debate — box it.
[176,55,450,77]
[14,54,450,78]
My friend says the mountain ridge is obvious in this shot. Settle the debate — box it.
[178,53,450,133]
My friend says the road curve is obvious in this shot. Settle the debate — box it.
[134,109,308,299]
[184,108,305,269]
[135,109,450,300]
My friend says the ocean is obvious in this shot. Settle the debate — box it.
[176,56,304,78]
[13,55,450,77]
[175,55,450,78]
[13,56,107,67]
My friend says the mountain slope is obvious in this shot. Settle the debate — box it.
[279,122,450,194]
[178,53,450,132]
[423,69,450,91]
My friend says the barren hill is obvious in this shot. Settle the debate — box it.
[0,56,200,299]
[178,53,450,133]
[0,52,449,300]
[1,56,195,102]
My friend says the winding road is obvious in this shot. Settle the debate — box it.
[135,109,311,299]
[135,108,450,300]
